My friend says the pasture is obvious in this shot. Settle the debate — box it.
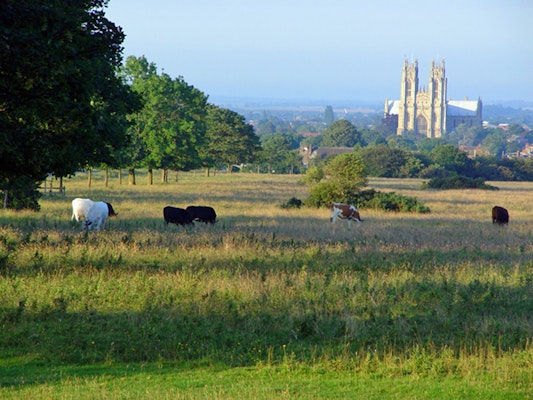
[1,171,532,399]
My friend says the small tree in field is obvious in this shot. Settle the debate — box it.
[306,153,368,207]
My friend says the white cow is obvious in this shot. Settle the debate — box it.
[71,198,94,222]
[84,201,117,231]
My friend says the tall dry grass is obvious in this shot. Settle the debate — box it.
[0,172,532,382]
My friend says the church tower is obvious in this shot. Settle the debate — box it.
[397,59,418,135]
[427,60,447,138]
[385,59,481,138]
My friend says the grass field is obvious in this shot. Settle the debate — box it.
[1,171,532,399]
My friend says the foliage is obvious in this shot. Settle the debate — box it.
[301,166,324,185]
[357,144,425,178]
[429,144,474,175]
[321,120,360,147]
[306,153,368,206]
[421,175,498,190]
[354,189,430,213]
[121,56,208,176]
[0,0,139,208]
[279,197,302,209]
[0,177,41,211]
[204,105,261,171]
[257,133,302,174]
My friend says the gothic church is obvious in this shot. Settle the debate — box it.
[384,59,482,138]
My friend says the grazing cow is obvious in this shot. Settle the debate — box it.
[492,206,509,225]
[71,198,94,222]
[163,206,194,226]
[186,206,217,224]
[84,201,117,231]
[330,202,363,227]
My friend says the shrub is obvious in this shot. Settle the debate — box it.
[353,189,430,213]
[280,197,302,209]
[421,175,498,190]
[306,181,344,208]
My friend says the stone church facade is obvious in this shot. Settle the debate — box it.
[384,59,482,138]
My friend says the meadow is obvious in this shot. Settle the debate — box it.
[0,171,532,399]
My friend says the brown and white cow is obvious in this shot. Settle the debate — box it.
[330,202,363,227]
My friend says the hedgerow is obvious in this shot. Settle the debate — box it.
[421,175,498,190]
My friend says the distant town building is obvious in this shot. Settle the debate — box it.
[384,59,482,138]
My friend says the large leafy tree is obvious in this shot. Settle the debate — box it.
[357,144,425,178]
[258,133,302,174]
[0,0,138,208]
[122,56,208,183]
[321,119,360,147]
[203,105,260,172]
[430,144,473,175]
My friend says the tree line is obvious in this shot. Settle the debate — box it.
[0,1,260,210]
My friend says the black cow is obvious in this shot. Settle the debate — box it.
[163,206,194,226]
[492,206,509,225]
[186,206,217,224]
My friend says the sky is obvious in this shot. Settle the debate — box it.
[105,0,533,105]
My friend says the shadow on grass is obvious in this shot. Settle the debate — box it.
[1,265,532,388]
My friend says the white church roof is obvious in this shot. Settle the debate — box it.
[447,100,479,116]
[386,100,400,115]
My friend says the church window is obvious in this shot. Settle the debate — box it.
[416,115,428,136]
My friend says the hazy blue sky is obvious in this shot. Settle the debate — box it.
[105,0,532,104]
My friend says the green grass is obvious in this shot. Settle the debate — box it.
[1,171,532,398]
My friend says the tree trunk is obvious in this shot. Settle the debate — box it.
[205,167,210,177]
[59,176,64,194]
[104,169,109,187]
[148,168,153,185]
[87,169,92,188]
[3,190,8,209]
[118,169,123,185]
[128,168,136,185]
[162,169,168,183]
[175,171,179,182]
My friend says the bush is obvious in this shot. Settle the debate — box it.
[306,181,344,208]
[421,175,498,190]
[280,197,302,209]
[353,189,430,213]
[306,188,430,213]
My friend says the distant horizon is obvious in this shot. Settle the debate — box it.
[208,94,533,111]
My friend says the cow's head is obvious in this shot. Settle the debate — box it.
[106,202,118,217]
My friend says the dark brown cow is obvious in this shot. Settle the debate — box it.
[492,206,509,225]
[163,206,194,226]
[330,202,362,227]
[186,206,217,224]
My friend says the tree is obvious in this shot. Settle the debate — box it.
[357,145,424,178]
[306,153,368,206]
[430,144,473,175]
[0,0,138,208]
[321,120,360,147]
[121,56,208,183]
[481,130,507,157]
[203,105,261,172]
[258,134,302,174]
